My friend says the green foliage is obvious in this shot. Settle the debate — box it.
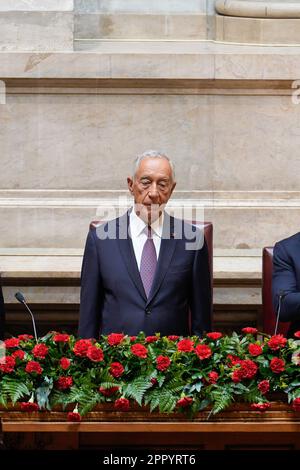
[1,329,300,418]
[1,378,30,405]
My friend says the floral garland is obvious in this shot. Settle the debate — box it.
[1,328,300,422]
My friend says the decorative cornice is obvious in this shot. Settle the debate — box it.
[215,0,300,19]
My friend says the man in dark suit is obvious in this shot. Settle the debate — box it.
[0,283,5,339]
[272,232,300,337]
[79,150,212,338]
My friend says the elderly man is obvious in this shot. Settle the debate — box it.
[272,231,300,337]
[78,150,212,338]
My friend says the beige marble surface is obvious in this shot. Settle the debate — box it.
[216,0,300,18]
[0,12,74,52]
[1,45,300,79]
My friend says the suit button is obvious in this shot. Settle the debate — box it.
[145,308,151,315]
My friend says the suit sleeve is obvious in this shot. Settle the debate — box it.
[78,228,103,339]
[190,237,212,336]
[272,242,300,322]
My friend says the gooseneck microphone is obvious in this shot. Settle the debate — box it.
[15,292,38,342]
[274,290,288,336]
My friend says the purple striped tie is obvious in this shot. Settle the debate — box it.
[140,226,157,298]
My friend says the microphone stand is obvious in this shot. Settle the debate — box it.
[15,292,38,342]
[274,290,287,336]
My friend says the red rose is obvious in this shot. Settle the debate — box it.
[168,336,179,341]
[110,362,124,378]
[177,397,193,408]
[56,376,73,390]
[227,355,242,366]
[107,333,125,346]
[156,355,171,372]
[240,360,258,379]
[268,334,287,351]
[67,412,81,422]
[0,356,16,373]
[32,343,49,359]
[25,360,43,375]
[99,386,120,397]
[208,371,219,384]
[258,380,270,395]
[4,338,20,348]
[251,403,271,412]
[177,339,194,353]
[194,344,212,360]
[232,360,258,382]
[114,398,130,411]
[73,339,92,357]
[151,378,158,386]
[242,327,258,335]
[294,331,300,339]
[131,343,148,359]
[248,343,263,357]
[86,345,104,362]
[292,398,300,411]
[12,350,25,360]
[206,332,222,340]
[145,336,158,343]
[270,357,285,374]
[130,336,137,342]
[18,334,34,341]
[232,369,243,383]
[53,333,70,343]
[60,357,71,370]
[20,402,39,412]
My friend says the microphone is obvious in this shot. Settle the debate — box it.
[15,292,38,342]
[274,290,288,336]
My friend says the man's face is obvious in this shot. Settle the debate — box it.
[127,157,176,223]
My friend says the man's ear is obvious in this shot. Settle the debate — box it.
[170,181,176,196]
[127,176,134,195]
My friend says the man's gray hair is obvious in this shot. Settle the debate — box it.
[133,150,175,180]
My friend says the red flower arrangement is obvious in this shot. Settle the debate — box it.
[0,328,299,420]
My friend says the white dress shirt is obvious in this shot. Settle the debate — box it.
[129,208,164,271]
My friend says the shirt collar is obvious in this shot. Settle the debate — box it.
[129,207,164,238]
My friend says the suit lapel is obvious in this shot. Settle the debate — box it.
[146,214,177,306]
[117,212,147,302]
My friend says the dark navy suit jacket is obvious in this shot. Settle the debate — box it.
[272,231,300,337]
[78,211,212,338]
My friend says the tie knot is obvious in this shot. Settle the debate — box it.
[145,226,153,239]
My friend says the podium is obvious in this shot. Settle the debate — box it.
[1,402,300,450]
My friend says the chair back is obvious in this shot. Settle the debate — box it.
[262,247,290,336]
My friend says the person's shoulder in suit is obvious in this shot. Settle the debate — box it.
[274,231,300,257]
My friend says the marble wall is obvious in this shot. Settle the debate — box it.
[1,88,300,249]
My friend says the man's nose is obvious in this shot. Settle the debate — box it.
[148,185,159,200]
